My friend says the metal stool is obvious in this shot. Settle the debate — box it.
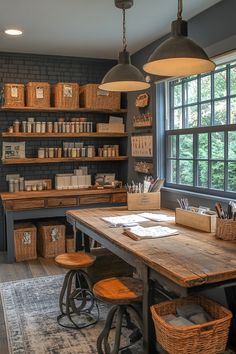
[93,277,143,354]
[55,252,98,329]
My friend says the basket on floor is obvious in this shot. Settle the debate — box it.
[150,295,232,354]
[215,218,236,241]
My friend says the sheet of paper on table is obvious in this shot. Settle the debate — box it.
[124,225,179,241]
[102,214,148,227]
[138,213,175,222]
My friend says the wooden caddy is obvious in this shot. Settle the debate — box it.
[127,192,161,211]
[175,208,216,232]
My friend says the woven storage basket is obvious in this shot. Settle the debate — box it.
[150,295,232,354]
[53,82,79,109]
[215,218,236,241]
[4,83,25,107]
[37,221,65,258]
[26,82,50,108]
[79,84,120,110]
[14,222,37,262]
[66,237,75,253]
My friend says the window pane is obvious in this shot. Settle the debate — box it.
[211,132,224,159]
[174,84,182,107]
[184,79,197,104]
[197,161,208,188]
[167,135,177,158]
[228,131,236,160]
[227,162,236,192]
[179,134,193,158]
[185,105,198,128]
[201,75,211,101]
[214,99,227,125]
[211,161,224,190]
[214,70,227,98]
[167,160,177,183]
[174,108,182,129]
[179,160,193,185]
[230,66,236,96]
[201,103,211,126]
[230,97,236,124]
[198,133,208,159]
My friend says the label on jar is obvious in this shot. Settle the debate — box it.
[11,86,18,98]
[63,85,73,98]
[36,87,44,99]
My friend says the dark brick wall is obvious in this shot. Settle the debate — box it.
[0,52,128,250]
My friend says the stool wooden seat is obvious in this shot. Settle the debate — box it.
[93,277,143,354]
[55,251,98,329]
[93,277,143,304]
[55,252,96,269]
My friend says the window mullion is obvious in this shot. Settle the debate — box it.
[193,133,198,187]
[208,132,211,189]
[176,135,180,184]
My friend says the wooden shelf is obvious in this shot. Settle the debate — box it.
[1,156,128,164]
[1,132,128,138]
[0,187,127,201]
[1,106,127,114]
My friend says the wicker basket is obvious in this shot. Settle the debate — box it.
[52,83,79,109]
[14,222,37,262]
[150,296,232,354]
[37,221,65,258]
[215,218,236,241]
[26,82,50,108]
[66,237,75,253]
[79,84,120,110]
[4,83,25,107]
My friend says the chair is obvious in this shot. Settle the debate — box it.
[55,251,98,329]
[93,276,143,354]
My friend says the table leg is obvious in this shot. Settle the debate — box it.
[137,261,156,354]
[6,212,14,263]
[225,285,236,348]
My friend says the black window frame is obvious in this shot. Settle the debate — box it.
[165,57,236,199]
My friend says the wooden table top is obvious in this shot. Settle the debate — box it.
[67,207,236,289]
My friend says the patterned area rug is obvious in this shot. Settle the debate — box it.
[0,275,143,354]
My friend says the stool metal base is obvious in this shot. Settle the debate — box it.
[57,269,99,329]
[97,304,143,354]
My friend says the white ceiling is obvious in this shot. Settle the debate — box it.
[0,0,221,59]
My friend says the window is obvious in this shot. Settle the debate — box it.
[166,55,236,197]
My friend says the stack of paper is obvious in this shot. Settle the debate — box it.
[102,214,148,227]
[124,225,179,240]
[138,213,175,222]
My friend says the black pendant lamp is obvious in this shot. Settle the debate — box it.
[143,0,216,77]
[99,0,150,92]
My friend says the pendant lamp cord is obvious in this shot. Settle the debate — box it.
[177,0,183,19]
[122,8,127,51]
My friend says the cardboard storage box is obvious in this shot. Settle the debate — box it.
[175,208,216,232]
[4,83,25,107]
[37,221,65,258]
[79,84,120,110]
[127,192,161,211]
[52,82,79,109]
[14,222,37,262]
[26,82,50,108]
[96,123,125,133]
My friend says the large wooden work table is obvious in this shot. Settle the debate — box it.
[0,188,127,262]
[66,207,236,353]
